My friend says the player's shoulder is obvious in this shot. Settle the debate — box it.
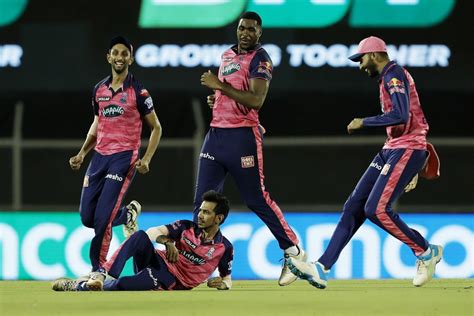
[221,236,234,250]
[254,46,272,63]
[384,62,407,80]
[129,73,152,97]
[93,76,110,92]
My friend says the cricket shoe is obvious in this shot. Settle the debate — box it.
[123,200,141,238]
[86,271,107,291]
[278,247,307,286]
[413,244,443,287]
[51,278,79,291]
[287,259,328,289]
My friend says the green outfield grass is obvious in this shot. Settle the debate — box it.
[1,279,472,316]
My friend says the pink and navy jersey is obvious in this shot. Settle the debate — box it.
[211,44,273,128]
[363,61,428,150]
[92,73,154,155]
[157,220,233,289]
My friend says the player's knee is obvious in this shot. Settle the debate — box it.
[364,202,378,219]
[80,212,94,228]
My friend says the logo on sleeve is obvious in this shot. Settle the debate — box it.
[140,89,150,97]
[387,78,405,95]
[221,62,241,76]
[257,61,272,77]
[145,97,153,109]
[241,155,255,168]
[102,104,124,117]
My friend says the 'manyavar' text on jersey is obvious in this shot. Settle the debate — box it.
[211,44,273,128]
[157,220,233,289]
[92,73,154,155]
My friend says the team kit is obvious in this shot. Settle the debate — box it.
[52,12,443,292]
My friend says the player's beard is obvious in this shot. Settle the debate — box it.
[113,64,127,74]
[366,60,379,78]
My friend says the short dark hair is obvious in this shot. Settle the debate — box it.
[240,11,262,26]
[202,190,230,224]
[109,36,133,54]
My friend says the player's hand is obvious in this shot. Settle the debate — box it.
[207,277,229,290]
[135,159,150,174]
[347,118,364,134]
[404,174,418,192]
[69,154,84,170]
[201,70,222,90]
[165,242,179,263]
[207,94,216,109]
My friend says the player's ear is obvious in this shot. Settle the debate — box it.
[106,51,112,64]
[129,55,134,66]
[215,214,224,225]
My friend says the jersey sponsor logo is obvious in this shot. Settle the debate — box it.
[105,173,123,182]
[200,152,215,160]
[257,61,272,77]
[145,96,153,109]
[241,156,255,168]
[140,89,150,97]
[180,250,206,265]
[381,164,391,176]
[370,161,383,170]
[206,247,215,259]
[182,236,197,249]
[120,92,128,103]
[221,62,241,76]
[223,56,233,62]
[102,104,124,117]
[96,96,111,102]
[146,267,159,287]
[83,176,89,187]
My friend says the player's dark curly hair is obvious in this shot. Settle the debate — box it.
[202,190,230,224]
[240,11,262,26]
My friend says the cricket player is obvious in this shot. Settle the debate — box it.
[288,36,442,289]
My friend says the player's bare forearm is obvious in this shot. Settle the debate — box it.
[156,235,173,245]
[142,111,162,162]
[136,112,162,174]
[219,83,265,110]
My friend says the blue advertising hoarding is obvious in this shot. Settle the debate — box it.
[0,212,472,280]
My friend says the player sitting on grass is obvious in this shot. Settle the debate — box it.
[52,190,233,291]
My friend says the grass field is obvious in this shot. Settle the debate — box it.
[1,279,472,316]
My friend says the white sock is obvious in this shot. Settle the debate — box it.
[420,247,431,258]
[284,246,299,256]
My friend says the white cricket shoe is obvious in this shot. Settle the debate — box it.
[278,247,307,286]
[123,200,141,238]
[413,244,443,287]
[86,271,106,291]
[287,259,328,289]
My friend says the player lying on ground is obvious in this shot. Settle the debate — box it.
[288,36,442,289]
[52,190,233,291]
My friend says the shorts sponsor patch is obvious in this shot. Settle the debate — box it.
[83,175,89,187]
[381,164,391,175]
[241,155,255,168]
